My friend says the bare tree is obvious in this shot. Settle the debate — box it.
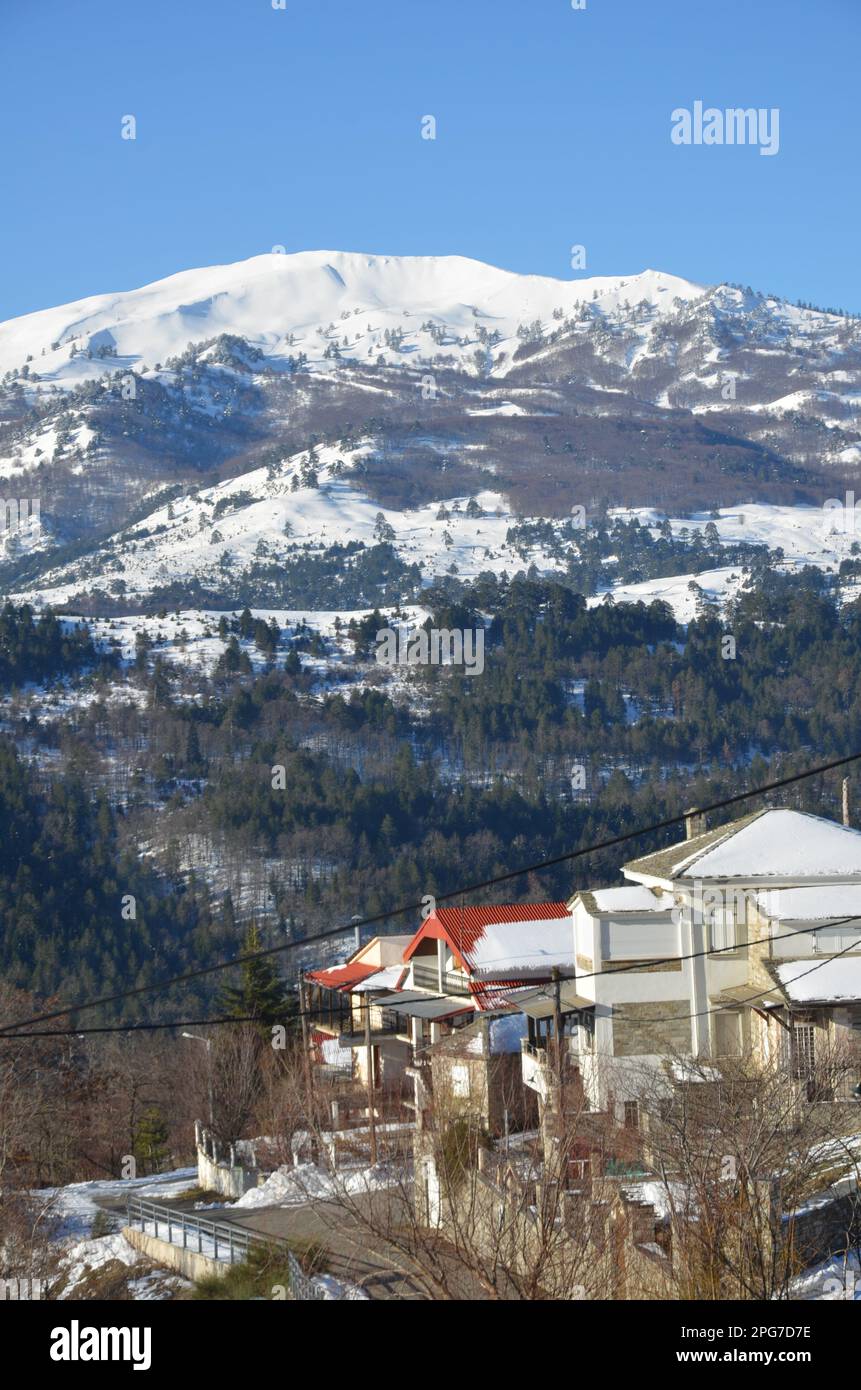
[628,1041,861,1301]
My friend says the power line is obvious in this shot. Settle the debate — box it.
[3,744,861,1036]
[0,1013,299,1039]
[629,936,861,1028]
[3,915,860,1041]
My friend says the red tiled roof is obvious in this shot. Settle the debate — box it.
[305,962,378,991]
[403,902,570,972]
[468,981,525,1013]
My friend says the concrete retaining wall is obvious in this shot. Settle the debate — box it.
[123,1225,228,1283]
[195,1122,260,1199]
[197,1144,259,1200]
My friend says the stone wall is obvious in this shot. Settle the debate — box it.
[612,1000,690,1057]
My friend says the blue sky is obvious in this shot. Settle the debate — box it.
[1,0,858,318]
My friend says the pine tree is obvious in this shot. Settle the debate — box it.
[133,1107,170,1175]
[185,719,205,774]
[218,923,291,1035]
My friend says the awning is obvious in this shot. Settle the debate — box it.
[714,984,782,1008]
[509,981,594,1020]
[373,991,474,1021]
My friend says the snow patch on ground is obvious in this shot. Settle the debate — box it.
[57,1233,141,1298]
[34,1166,197,1241]
[234,1161,400,1209]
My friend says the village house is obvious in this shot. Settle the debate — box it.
[304,933,416,1090]
[422,1012,537,1137]
[304,903,574,1110]
[519,807,861,1124]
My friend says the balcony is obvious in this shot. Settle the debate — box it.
[521,1040,553,1098]
[411,959,472,996]
[338,1009,410,1047]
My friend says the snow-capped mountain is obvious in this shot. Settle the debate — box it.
[1,250,860,606]
[0,251,704,388]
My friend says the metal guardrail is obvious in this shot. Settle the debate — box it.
[126,1196,329,1300]
[128,1195,258,1262]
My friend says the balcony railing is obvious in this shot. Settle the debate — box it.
[338,1008,410,1046]
[411,960,472,996]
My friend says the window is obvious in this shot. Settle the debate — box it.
[705,891,749,954]
[715,1009,742,1057]
[623,1100,640,1131]
[817,925,861,954]
[792,1022,816,1080]
[708,907,736,953]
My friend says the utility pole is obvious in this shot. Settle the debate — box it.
[552,966,563,1085]
[297,973,315,1113]
[843,777,851,827]
[364,993,378,1166]
[181,1032,214,1130]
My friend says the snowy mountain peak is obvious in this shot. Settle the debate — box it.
[0,250,706,387]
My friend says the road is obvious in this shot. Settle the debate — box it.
[97,1185,430,1299]
[212,1192,430,1299]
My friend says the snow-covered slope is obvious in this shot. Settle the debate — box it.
[13,439,562,605]
[0,250,704,387]
[15,430,861,619]
[3,249,861,600]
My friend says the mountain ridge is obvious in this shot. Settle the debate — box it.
[2,250,860,602]
[0,250,706,386]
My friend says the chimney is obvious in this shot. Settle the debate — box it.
[684,808,706,840]
[843,777,851,828]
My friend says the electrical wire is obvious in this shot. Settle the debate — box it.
[3,745,861,1036]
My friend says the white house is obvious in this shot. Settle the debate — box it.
[522,808,861,1120]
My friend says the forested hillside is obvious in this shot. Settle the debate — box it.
[1,563,860,1014]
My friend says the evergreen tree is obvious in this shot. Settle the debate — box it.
[133,1106,170,1175]
[218,923,291,1035]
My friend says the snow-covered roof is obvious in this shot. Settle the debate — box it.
[306,962,379,990]
[757,886,861,923]
[621,1180,695,1221]
[351,965,408,992]
[773,957,861,1004]
[625,809,861,883]
[466,916,574,979]
[404,902,572,980]
[576,885,672,916]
